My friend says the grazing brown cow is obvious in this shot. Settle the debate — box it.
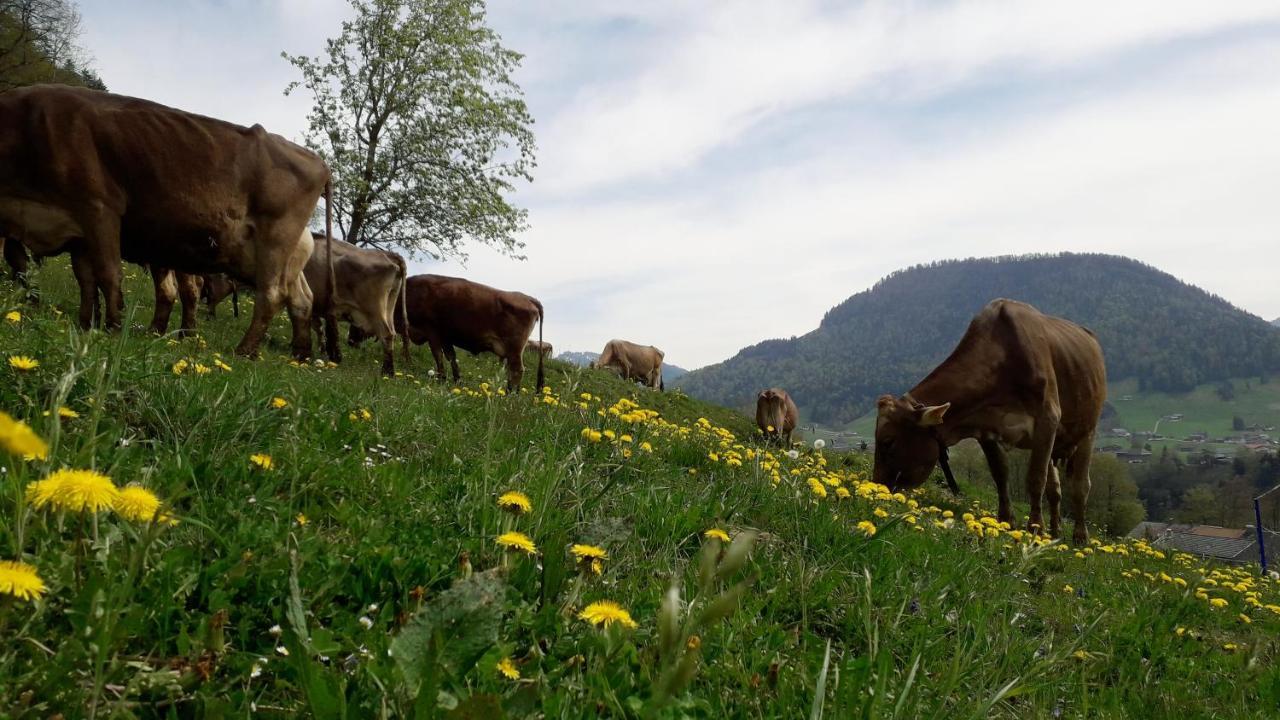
[756,388,799,446]
[202,274,240,319]
[148,267,203,336]
[525,339,553,358]
[0,84,331,359]
[396,274,544,391]
[305,235,408,375]
[591,339,664,390]
[872,299,1106,543]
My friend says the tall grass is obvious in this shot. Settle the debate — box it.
[1,259,1278,718]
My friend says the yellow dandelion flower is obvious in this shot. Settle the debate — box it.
[571,544,607,560]
[704,528,730,543]
[1238,613,1252,624]
[496,531,537,555]
[1072,650,1090,661]
[249,453,274,471]
[835,487,851,499]
[640,441,653,453]
[9,355,38,372]
[56,406,79,419]
[171,358,189,375]
[214,358,233,372]
[296,513,308,526]
[496,657,520,680]
[270,397,289,409]
[873,507,889,518]
[578,600,638,629]
[856,520,877,537]
[0,560,45,601]
[193,363,212,375]
[4,310,20,323]
[497,491,532,515]
[1063,584,1074,594]
[1209,598,1228,609]
[114,485,166,523]
[0,411,48,460]
[26,468,117,513]
[807,478,827,498]
[1223,642,1239,652]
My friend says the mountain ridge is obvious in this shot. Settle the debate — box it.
[677,253,1280,425]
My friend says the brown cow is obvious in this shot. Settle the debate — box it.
[305,235,408,376]
[396,274,544,391]
[0,84,331,359]
[872,299,1106,543]
[591,339,664,390]
[202,274,240,319]
[756,388,799,446]
[525,339,553,358]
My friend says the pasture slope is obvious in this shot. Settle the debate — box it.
[2,259,1280,719]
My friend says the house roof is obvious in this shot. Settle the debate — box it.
[1127,522,1279,564]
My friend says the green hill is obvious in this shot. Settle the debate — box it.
[678,254,1280,426]
[3,260,1280,716]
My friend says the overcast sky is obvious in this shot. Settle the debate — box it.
[82,1,1280,369]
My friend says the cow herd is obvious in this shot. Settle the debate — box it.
[1,85,1109,543]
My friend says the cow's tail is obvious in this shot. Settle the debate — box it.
[324,179,336,324]
[393,252,410,364]
[533,298,545,391]
[231,283,240,318]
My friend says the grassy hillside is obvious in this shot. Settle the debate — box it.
[3,260,1280,717]
[679,254,1280,426]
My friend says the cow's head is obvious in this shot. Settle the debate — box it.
[872,395,950,492]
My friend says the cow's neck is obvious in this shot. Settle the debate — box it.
[908,361,997,444]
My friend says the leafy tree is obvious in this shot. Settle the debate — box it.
[0,0,104,90]
[1176,484,1218,525]
[1232,415,1245,432]
[284,0,535,258]
[1082,454,1145,537]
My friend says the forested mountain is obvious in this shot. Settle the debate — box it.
[1,1,106,91]
[678,254,1280,425]
[557,350,688,382]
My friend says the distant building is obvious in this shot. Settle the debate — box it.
[1127,522,1279,566]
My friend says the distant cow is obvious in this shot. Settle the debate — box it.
[202,274,240,319]
[525,340,553,358]
[305,234,408,376]
[872,299,1106,543]
[591,339,664,390]
[395,274,544,391]
[0,84,330,359]
[756,388,799,446]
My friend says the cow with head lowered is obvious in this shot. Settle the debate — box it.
[0,84,331,359]
[591,339,664,390]
[305,234,408,376]
[756,388,799,446]
[872,299,1106,543]
[386,274,544,391]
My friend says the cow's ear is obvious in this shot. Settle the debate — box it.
[876,395,896,414]
[917,403,950,427]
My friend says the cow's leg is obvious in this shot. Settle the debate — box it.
[373,316,395,377]
[83,214,124,330]
[1045,465,1063,538]
[444,345,461,382]
[505,351,524,392]
[425,337,448,380]
[71,249,97,330]
[150,267,178,335]
[324,314,342,363]
[177,273,201,335]
[1023,413,1060,536]
[3,236,31,289]
[284,269,314,361]
[1067,439,1094,544]
[979,438,1012,524]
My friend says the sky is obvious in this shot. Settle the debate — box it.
[81,0,1280,369]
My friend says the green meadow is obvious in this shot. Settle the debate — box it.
[2,260,1280,718]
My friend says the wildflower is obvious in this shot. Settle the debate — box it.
[1074,551,1085,559]
[619,434,633,443]
[9,355,38,372]
[1175,627,1186,637]
[835,487,851,499]
[358,616,374,630]
[640,441,653,453]
[114,485,168,524]
[0,411,48,460]
[0,560,45,601]
[580,428,603,443]
[276,646,290,656]
[250,662,264,679]
[687,635,702,650]
[26,468,117,513]
[214,358,232,372]
[1072,650,1090,661]
[704,528,730,543]
[813,439,826,450]
[269,624,283,637]
[497,491,532,515]
[1238,613,1252,624]
[249,453,274,471]
[4,310,19,323]
[786,450,799,460]
[193,363,212,375]
[497,657,520,680]
[856,520,877,537]
[496,531,537,556]
[171,358,189,375]
[571,544,607,561]
[1223,643,1239,652]
[578,600,638,629]
[942,510,954,519]
[873,507,889,518]
[807,478,827,498]
[1209,598,1228,609]
[1062,585,1074,594]
[270,397,289,409]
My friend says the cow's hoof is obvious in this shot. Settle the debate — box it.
[1072,528,1089,545]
